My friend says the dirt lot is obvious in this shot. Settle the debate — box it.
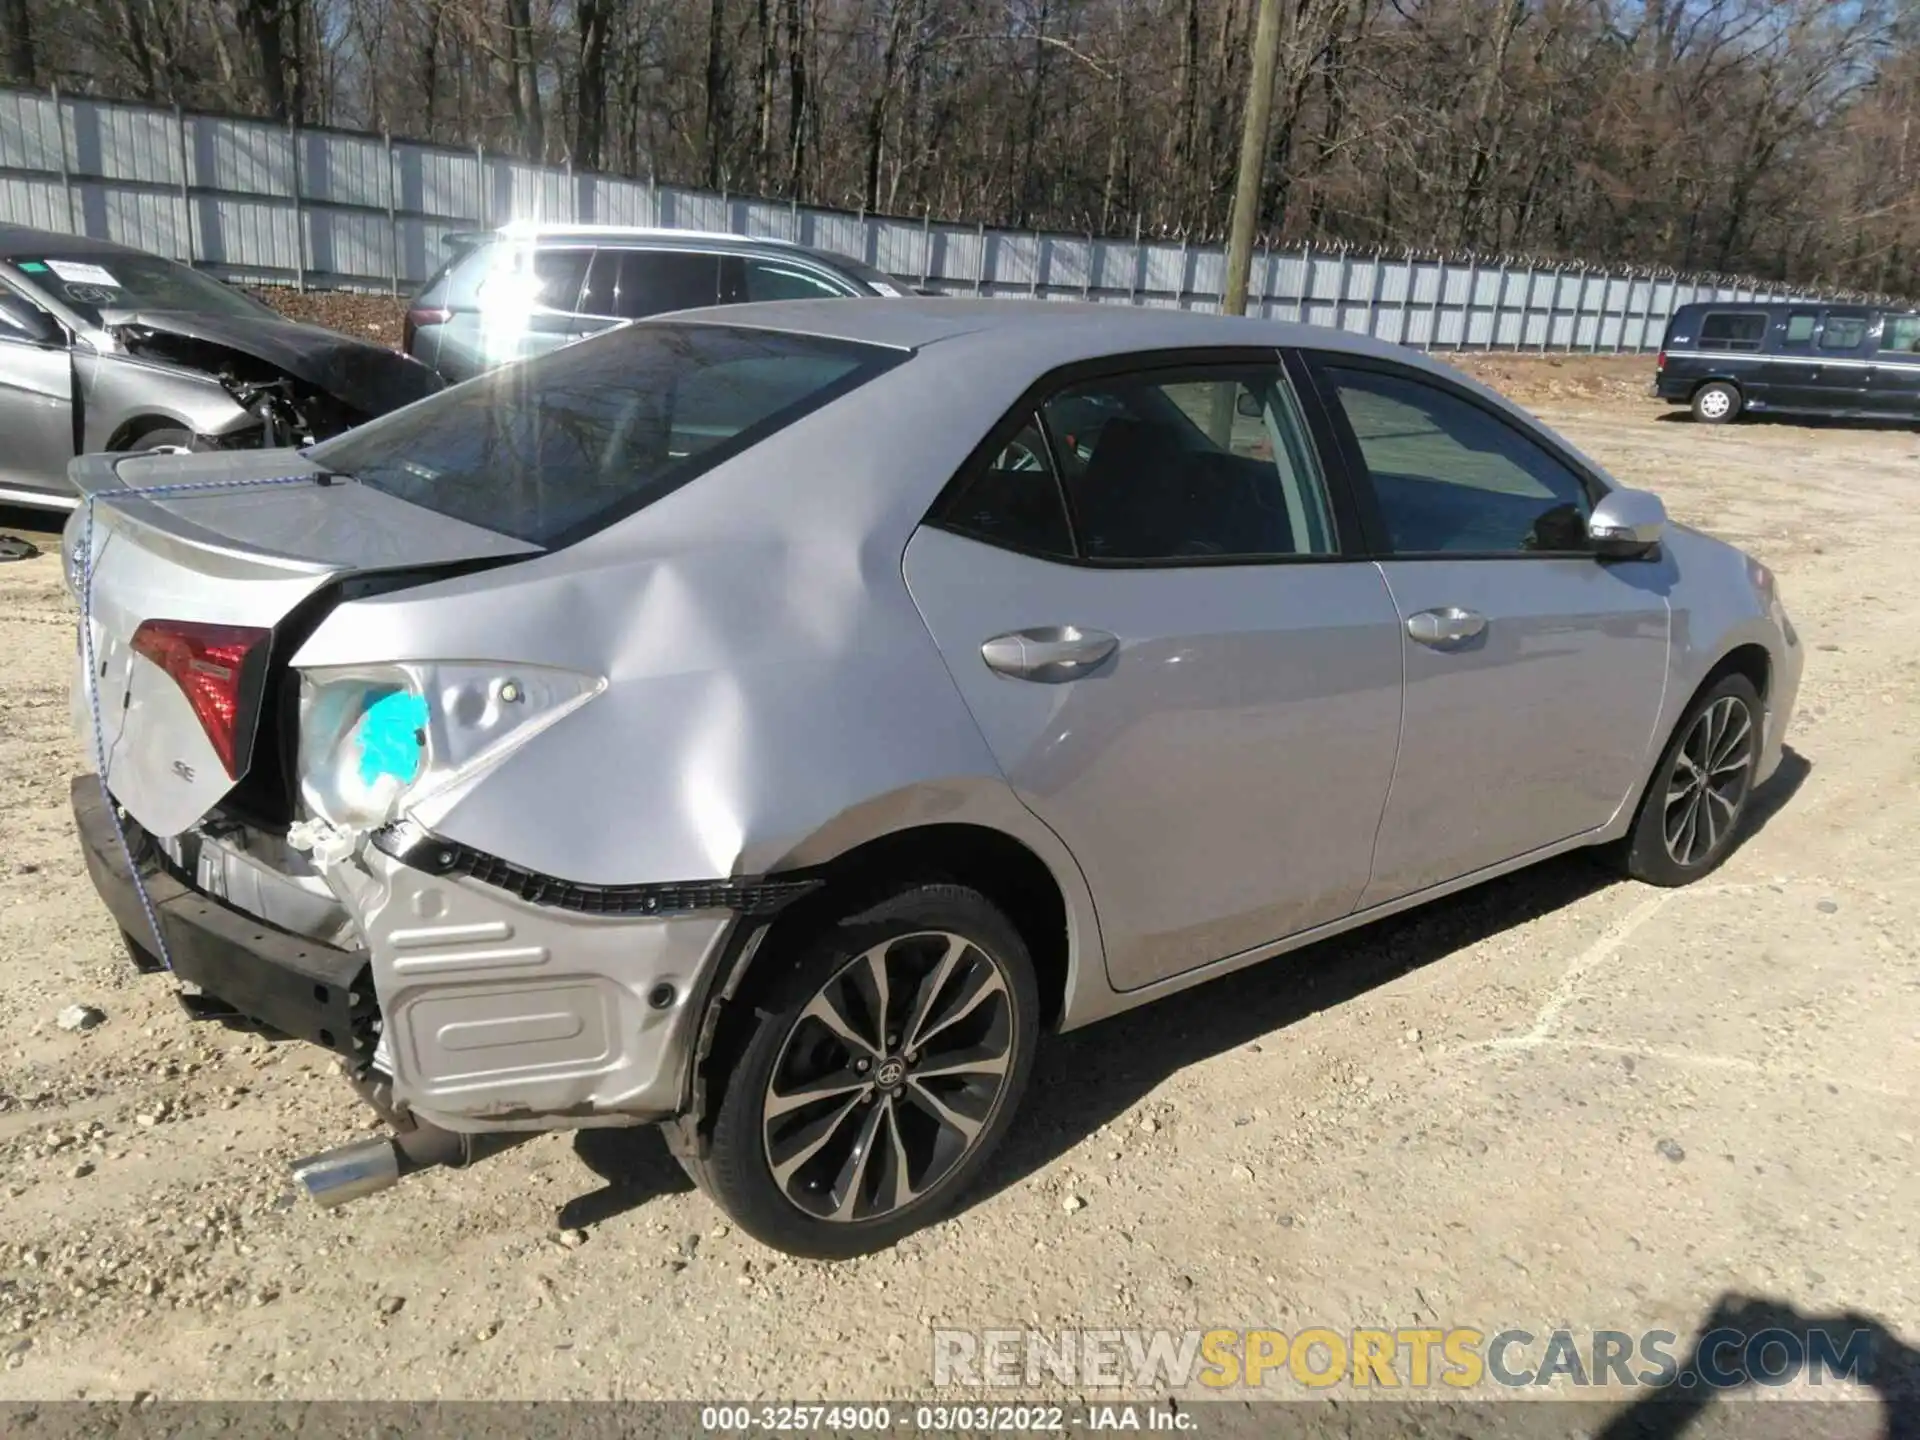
[0,358,1915,1411]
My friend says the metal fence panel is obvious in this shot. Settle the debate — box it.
[0,89,61,169]
[195,114,294,198]
[0,84,1851,351]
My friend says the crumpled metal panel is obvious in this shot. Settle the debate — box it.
[354,845,732,1129]
[292,344,1049,880]
[290,328,1110,1036]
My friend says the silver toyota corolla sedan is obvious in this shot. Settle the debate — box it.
[67,300,1802,1258]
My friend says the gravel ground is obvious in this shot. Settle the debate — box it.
[0,366,1915,1411]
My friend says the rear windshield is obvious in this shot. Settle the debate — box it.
[6,253,276,325]
[306,323,903,546]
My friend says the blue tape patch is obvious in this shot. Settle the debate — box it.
[357,691,429,786]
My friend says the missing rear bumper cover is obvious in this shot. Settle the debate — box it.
[73,776,378,1061]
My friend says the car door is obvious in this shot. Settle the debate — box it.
[1865,312,1920,418]
[1298,353,1671,907]
[0,281,75,498]
[904,353,1405,991]
[1766,308,1823,412]
[1805,309,1874,413]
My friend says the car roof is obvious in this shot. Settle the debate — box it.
[491,221,812,251]
[1674,299,1870,313]
[0,224,146,261]
[665,296,1442,371]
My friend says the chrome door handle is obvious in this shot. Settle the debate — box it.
[981,626,1119,682]
[1406,606,1487,647]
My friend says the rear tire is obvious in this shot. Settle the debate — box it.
[704,883,1039,1259]
[1690,382,1742,425]
[1616,674,1763,886]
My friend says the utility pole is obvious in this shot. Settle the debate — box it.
[1222,0,1284,316]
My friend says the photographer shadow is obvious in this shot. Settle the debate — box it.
[1598,1293,1920,1439]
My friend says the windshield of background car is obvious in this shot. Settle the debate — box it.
[5,253,277,325]
[306,323,905,546]
[806,248,906,295]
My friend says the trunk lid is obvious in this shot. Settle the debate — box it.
[69,448,541,838]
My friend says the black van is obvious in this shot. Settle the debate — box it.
[1654,301,1920,423]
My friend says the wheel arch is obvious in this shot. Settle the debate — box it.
[1697,640,1771,704]
[102,412,202,451]
[1615,638,1773,842]
[673,812,1097,1157]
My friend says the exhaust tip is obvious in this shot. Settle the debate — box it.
[291,1136,402,1208]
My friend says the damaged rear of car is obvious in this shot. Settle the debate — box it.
[66,320,915,1225]
[0,224,442,509]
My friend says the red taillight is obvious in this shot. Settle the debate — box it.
[404,306,451,352]
[129,620,271,779]
[1656,349,1667,371]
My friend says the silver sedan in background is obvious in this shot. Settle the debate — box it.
[0,224,441,509]
[68,300,1801,1258]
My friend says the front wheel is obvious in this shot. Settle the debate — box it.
[1691,382,1742,424]
[705,884,1039,1258]
[1617,674,1762,886]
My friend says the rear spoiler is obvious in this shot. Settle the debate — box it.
[65,450,540,578]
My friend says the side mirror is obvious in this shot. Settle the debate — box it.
[1234,390,1263,419]
[0,291,61,345]
[1587,487,1666,559]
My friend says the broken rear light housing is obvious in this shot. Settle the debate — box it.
[129,620,273,779]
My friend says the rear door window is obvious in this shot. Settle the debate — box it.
[1882,316,1920,355]
[934,414,1075,560]
[306,324,903,546]
[1819,313,1870,351]
[577,249,622,318]
[1698,313,1767,352]
[1783,312,1817,346]
[527,248,591,313]
[471,244,590,315]
[594,251,724,319]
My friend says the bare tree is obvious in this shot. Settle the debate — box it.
[14,0,1917,292]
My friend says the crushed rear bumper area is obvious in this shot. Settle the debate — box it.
[71,774,376,1060]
